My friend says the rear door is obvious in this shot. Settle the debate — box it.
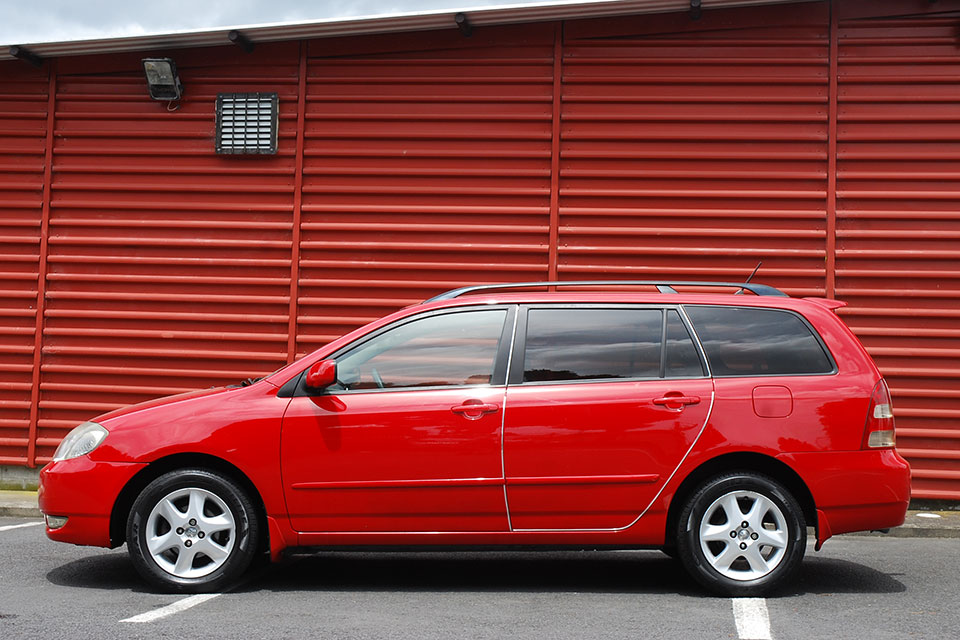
[503,305,714,530]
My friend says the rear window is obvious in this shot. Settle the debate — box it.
[684,306,834,377]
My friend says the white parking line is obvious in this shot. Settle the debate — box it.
[121,593,223,623]
[0,521,43,533]
[732,598,772,640]
[120,560,276,624]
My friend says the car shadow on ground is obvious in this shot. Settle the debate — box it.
[786,554,906,595]
[45,550,144,592]
[255,551,698,595]
[44,549,905,597]
[245,549,906,597]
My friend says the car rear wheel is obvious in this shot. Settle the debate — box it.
[677,472,806,596]
[126,468,260,593]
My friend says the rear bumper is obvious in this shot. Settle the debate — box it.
[778,448,911,544]
[39,457,146,548]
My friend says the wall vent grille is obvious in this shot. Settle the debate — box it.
[215,92,279,154]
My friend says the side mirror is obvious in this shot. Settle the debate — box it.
[305,360,337,390]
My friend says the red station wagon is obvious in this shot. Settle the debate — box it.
[39,281,911,595]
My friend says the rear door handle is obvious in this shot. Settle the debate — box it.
[451,402,499,420]
[653,393,701,410]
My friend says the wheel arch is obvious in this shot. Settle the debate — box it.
[664,452,817,546]
[109,452,269,559]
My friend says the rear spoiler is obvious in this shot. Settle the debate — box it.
[803,297,848,312]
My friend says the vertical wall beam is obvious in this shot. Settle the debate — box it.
[287,42,308,363]
[548,23,563,281]
[27,61,56,467]
[826,2,839,299]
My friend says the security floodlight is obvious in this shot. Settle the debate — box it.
[142,58,183,101]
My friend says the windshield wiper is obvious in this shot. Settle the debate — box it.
[228,377,263,388]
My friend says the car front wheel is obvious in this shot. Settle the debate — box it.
[126,468,260,593]
[677,472,806,596]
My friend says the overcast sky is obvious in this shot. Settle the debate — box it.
[0,0,556,46]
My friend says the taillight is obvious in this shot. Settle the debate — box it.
[863,378,896,449]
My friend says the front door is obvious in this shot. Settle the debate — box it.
[503,306,714,530]
[281,307,513,532]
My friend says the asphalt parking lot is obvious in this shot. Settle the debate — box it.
[1,514,958,639]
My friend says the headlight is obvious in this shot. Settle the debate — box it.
[52,422,108,461]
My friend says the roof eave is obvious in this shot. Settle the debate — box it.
[1,0,809,62]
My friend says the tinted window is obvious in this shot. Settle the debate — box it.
[523,308,662,382]
[335,310,506,390]
[685,306,833,376]
[665,310,705,378]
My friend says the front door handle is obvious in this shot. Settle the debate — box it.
[653,393,701,410]
[451,401,500,420]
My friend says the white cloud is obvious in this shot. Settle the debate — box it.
[0,0,553,46]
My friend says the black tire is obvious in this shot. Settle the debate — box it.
[126,468,260,593]
[676,472,806,596]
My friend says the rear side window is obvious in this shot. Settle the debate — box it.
[521,308,704,383]
[685,306,834,376]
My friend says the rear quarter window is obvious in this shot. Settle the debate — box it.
[684,306,834,377]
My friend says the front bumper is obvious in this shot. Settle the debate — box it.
[39,457,146,547]
[778,448,911,546]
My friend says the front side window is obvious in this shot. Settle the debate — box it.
[684,306,834,376]
[522,307,698,383]
[334,309,507,390]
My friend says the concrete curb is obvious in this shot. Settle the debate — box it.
[0,506,42,518]
[844,510,960,540]
[3,490,959,538]
[0,491,40,519]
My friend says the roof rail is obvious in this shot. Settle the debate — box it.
[425,280,788,302]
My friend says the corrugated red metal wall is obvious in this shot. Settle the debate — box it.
[0,0,958,498]
[560,4,830,293]
[298,25,555,356]
[35,45,302,463]
[835,3,960,500]
[0,63,48,465]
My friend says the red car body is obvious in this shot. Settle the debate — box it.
[39,286,911,594]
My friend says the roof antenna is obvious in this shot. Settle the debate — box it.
[735,261,763,295]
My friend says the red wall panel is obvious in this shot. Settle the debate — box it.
[0,62,47,465]
[559,5,831,295]
[836,11,960,499]
[34,44,301,463]
[297,25,555,355]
